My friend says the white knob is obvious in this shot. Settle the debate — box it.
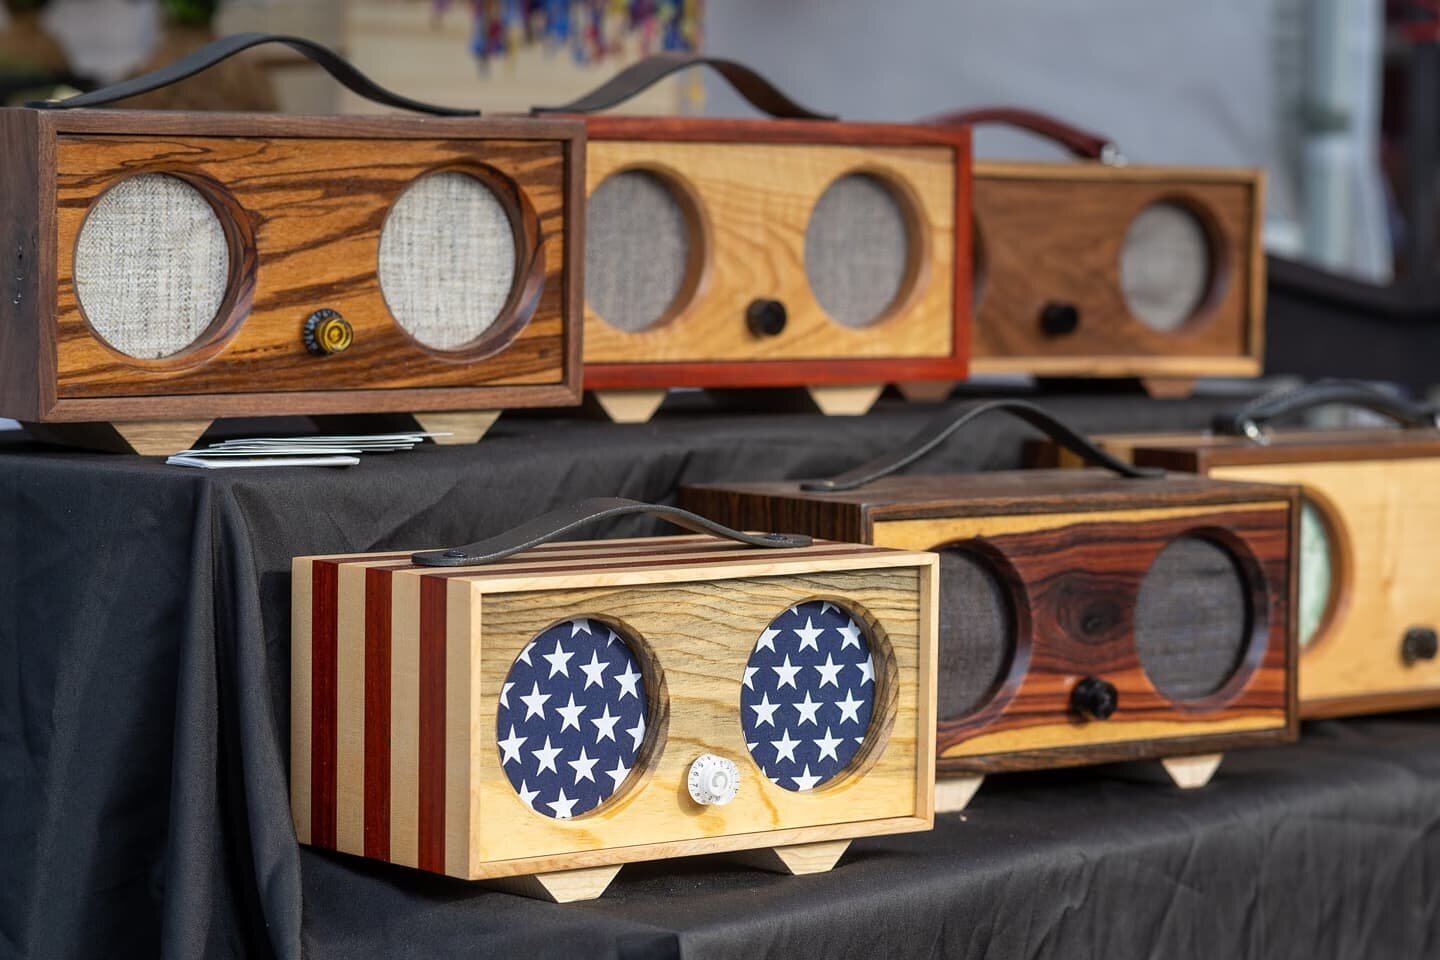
[687,754,740,806]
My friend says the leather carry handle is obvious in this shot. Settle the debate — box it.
[926,106,1123,164]
[1214,380,1440,444]
[800,399,1161,492]
[412,497,812,567]
[531,52,836,120]
[27,32,480,116]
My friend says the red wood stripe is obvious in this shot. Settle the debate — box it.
[363,566,392,860]
[417,575,448,873]
[310,560,339,849]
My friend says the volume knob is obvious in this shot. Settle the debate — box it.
[303,308,353,356]
[687,754,740,806]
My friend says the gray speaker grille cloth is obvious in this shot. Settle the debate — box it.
[805,173,910,328]
[378,171,516,351]
[74,173,230,360]
[586,170,691,332]
[937,548,1014,719]
[1134,537,1250,701]
[1119,202,1212,332]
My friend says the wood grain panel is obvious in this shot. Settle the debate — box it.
[969,161,1264,377]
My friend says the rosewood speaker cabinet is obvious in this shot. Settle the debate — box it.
[684,401,1298,812]
[292,499,937,901]
[929,108,1264,398]
[534,55,970,422]
[0,34,583,454]
[1039,382,1440,718]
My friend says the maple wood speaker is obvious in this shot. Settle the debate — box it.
[291,499,937,901]
[930,108,1265,396]
[684,400,1298,811]
[532,55,970,421]
[0,34,583,454]
[1037,381,1440,718]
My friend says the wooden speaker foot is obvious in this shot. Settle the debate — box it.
[483,863,622,902]
[731,839,851,876]
[1139,377,1197,399]
[587,389,668,424]
[23,419,213,456]
[895,380,956,404]
[1161,752,1223,789]
[935,774,984,813]
[411,410,499,444]
[807,384,883,417]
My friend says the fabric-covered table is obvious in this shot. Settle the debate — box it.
[2,388,1436,960]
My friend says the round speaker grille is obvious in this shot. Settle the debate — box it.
[1119,202,1213,332]
[1135,537,1251,701]
[379,171,516,351]
[740,600,875,792]
[805,173,912,328]
[75,173,230,360]
[586,170,693,332]
[936,547,1014,719]
[493,618,649,819]
[1298,497,1337,648]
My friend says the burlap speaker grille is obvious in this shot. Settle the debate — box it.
[378,171,516,351]
[586,170,693,332]
[936,547,1014,719]
[1135,537,1251,701]
[1119,202,1213,332]
[805,173,912,328]
[1298,497,1337,648]
[74,173,230,360]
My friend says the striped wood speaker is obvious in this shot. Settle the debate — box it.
[929,108,1264,398]
[291,499,937,901]
[533,55,970,422]
[1036,382,1440,718]
[683,401,1298,812]
[0,35,583,454]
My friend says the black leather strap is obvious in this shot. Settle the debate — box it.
[531,52,835,120]
[411,497,811,567]
[27,32,479,116]
[1214,379,1440,443]
[800,399,1161,492]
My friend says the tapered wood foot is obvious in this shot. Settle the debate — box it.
[1161,753,1223,789]
[24,419,213,455]
[483,863,622,902]
[895,380,956,404]
[935,775,984,813]
[587,389,668,424]
[411,410,499,444]
[730,839,851,876]
[1139,377,1197,399]
[807,384,883,416]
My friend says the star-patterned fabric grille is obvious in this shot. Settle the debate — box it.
[494,618,649,819]
[739,600,876,792]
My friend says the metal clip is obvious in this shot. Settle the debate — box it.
[1099,142,1128,167]
[1239,418,1271,446]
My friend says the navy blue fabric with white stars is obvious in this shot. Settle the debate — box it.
[739,600,876,791]
[494,618,648,819]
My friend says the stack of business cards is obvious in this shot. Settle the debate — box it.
[165,432,451,469]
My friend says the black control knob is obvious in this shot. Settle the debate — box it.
[746,299,787,338]
[1039,301,1080,338]
[1071,676,1118,720]
[303,309,353,356]
[1402,627,1438,665]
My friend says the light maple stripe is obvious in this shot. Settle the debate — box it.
[418,574,448,873]
[335,563,369,855]
[445,577,474,876]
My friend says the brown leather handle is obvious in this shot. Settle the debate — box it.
[926,106,1122,163]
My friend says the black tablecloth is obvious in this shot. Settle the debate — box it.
[2,388,1435,960]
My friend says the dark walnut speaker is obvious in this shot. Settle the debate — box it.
[0,35,583,454]
[292,500,937,901]
[533,55,971,422]
[1035,382,1440,719]
[684,401,1298,813]
[930,108,1264,398]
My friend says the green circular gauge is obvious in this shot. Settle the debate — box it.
[1297,498,1337,648]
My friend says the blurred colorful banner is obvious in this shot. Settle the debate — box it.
[436,0,703,63]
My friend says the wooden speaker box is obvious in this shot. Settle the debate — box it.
[1036,382,1440,718]
[291,499,937,901]
[534,55,970,422]
[931,108,1264,398]
[0,35,583,454]
[683,401,1298,812]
